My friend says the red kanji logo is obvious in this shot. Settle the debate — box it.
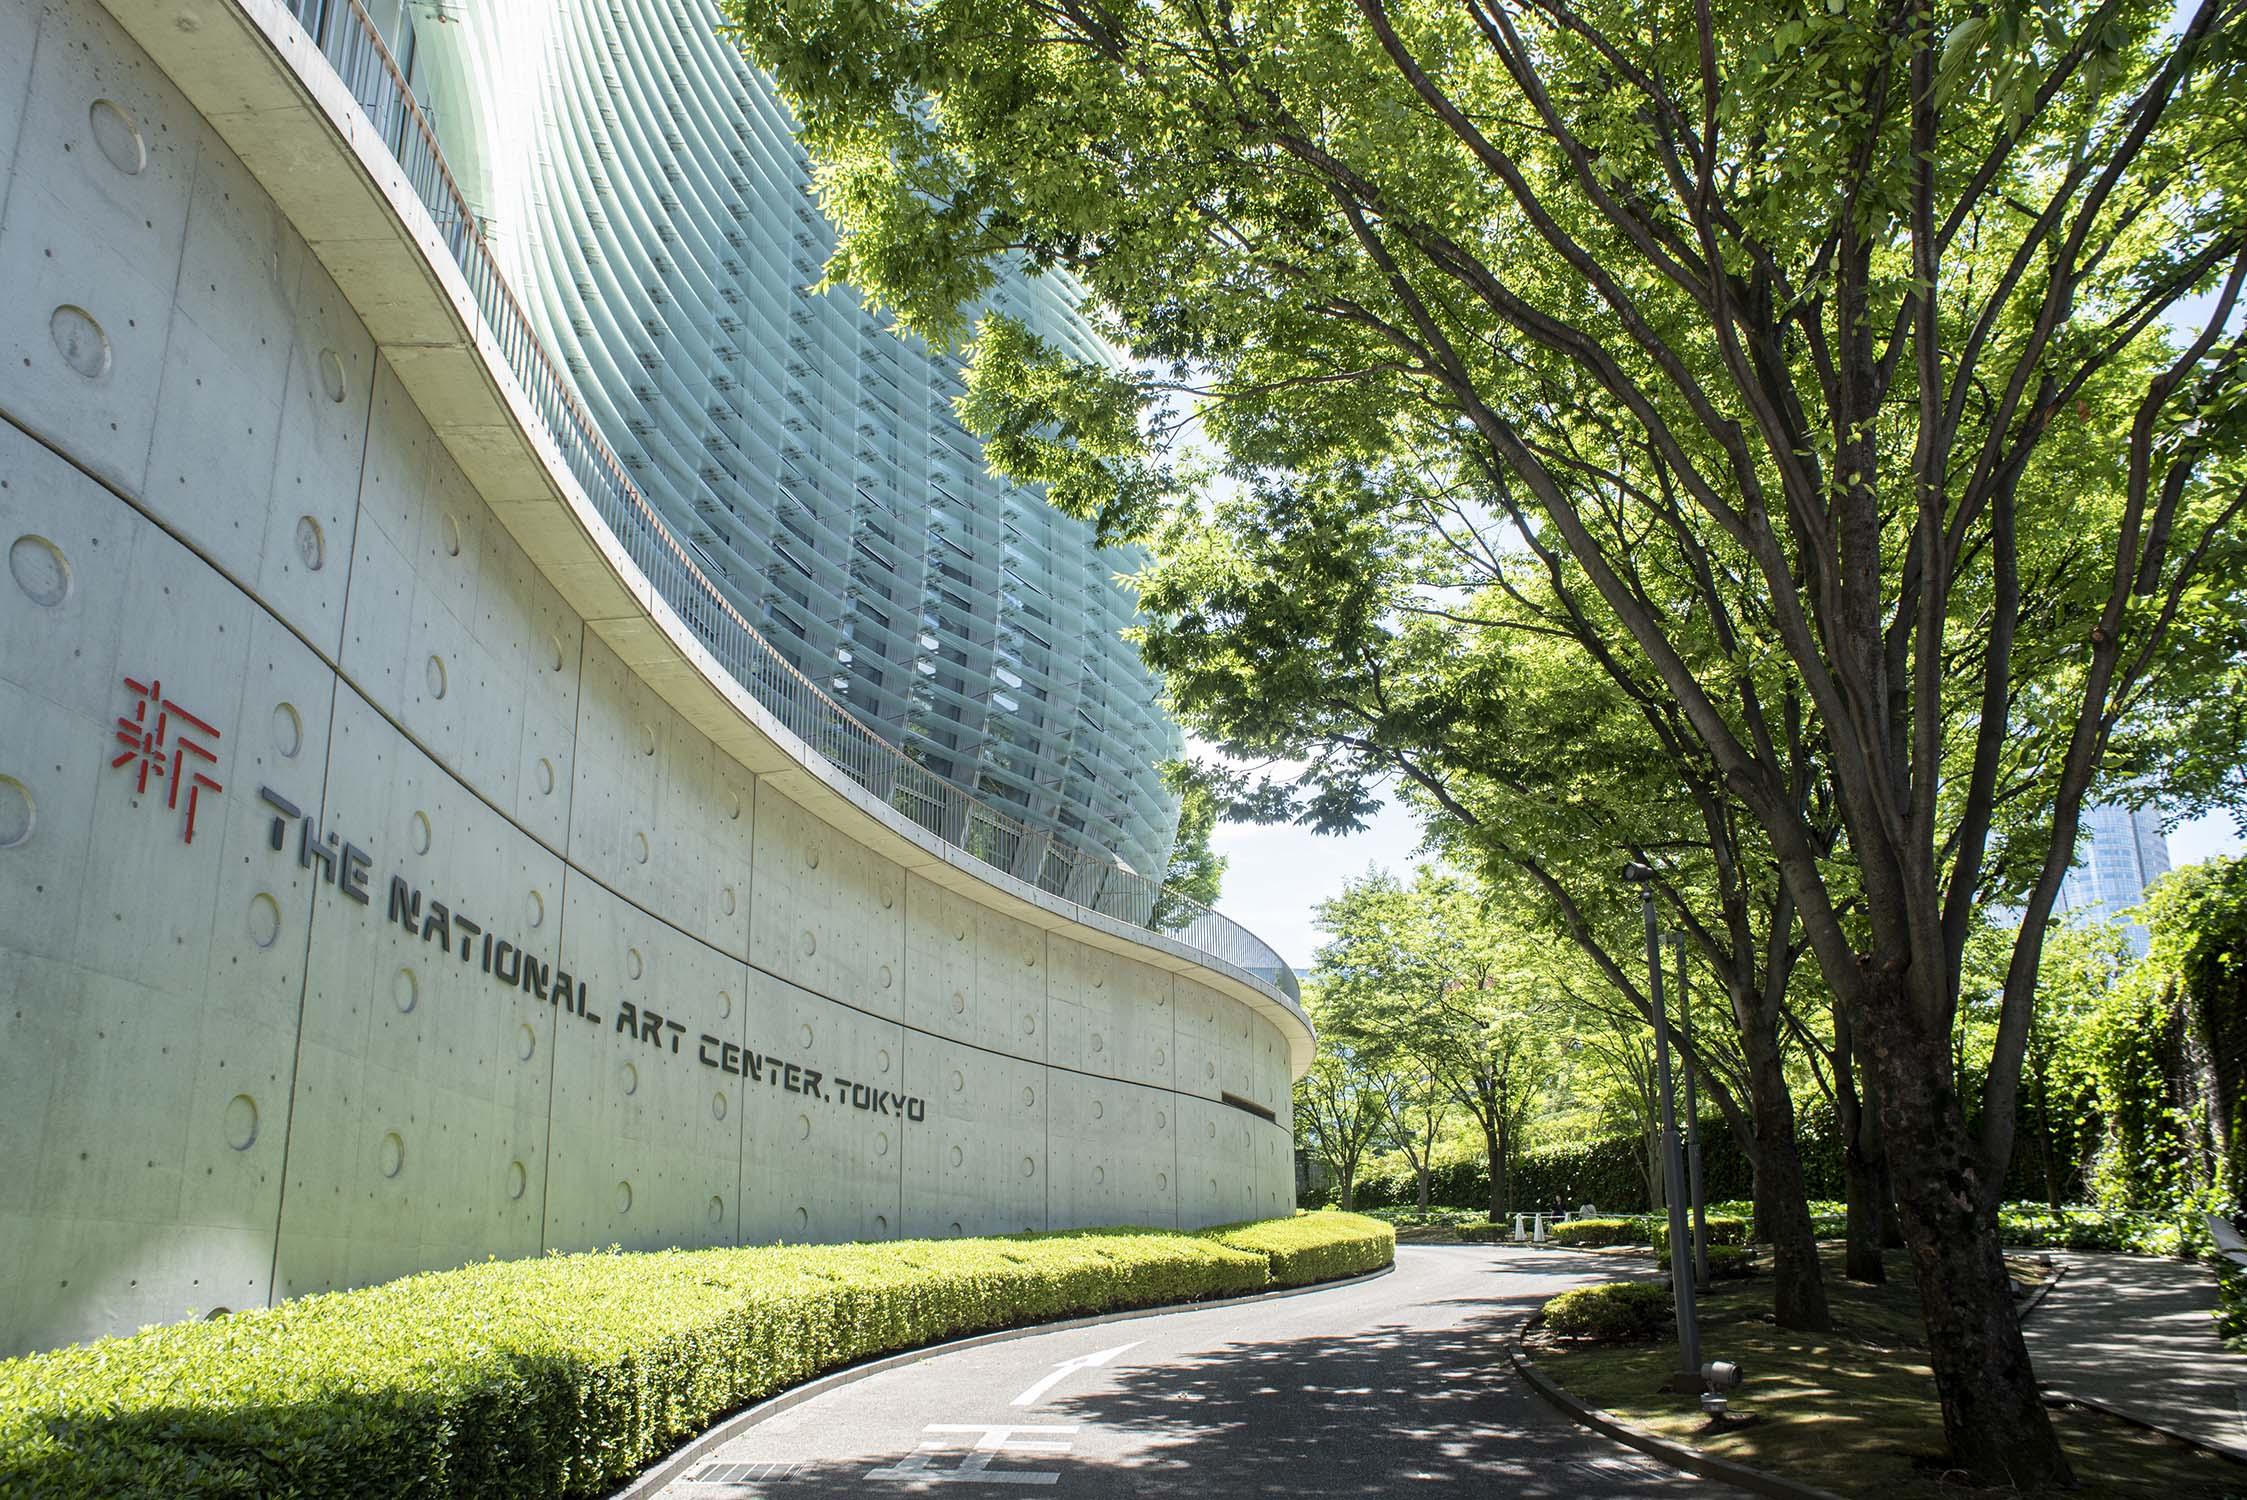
[110,676,223,844]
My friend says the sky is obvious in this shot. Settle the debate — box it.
[1211,797,2247,976]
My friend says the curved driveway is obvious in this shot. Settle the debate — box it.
[639,1245,1738,1497]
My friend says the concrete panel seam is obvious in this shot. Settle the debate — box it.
[90,0,1307,1047]
[257,670,345,1309]
[0,0,42,234]
[0,407,1212,1098]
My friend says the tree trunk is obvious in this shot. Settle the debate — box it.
[1867,980,2074,1488]
[1842,1127,1886,1284]
[1835,1007,1895,1274]
[1748,1157,1775,1245]
[1338,1167,1356,1212]
[1485,1122,1506,1222]
[1836,1030,1885,1283]
[1743,1017,1832,1331]
[1866,1077,1905,1251]
[1416,1161,1432,1215]
[2034,1061,2062,1209]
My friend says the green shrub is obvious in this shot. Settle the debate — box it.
[1706,1198,1849,1237]
[2216,1256,2247,1349]
[0,1215,1388,1498]
[1651,1215,1751,1254]
[1707,1245,1760,1279]
[1548,1216,1647,1247]
[1995,1203,2184,1255]
[1356,1205,1489,1231]
[1542,1281,1674,1341]
[1202,1211,1395,1285]
[1344,1105,1860,1215]
[1347,1156,1494,1210]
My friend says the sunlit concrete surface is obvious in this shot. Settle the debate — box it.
[0,0,1303,1355]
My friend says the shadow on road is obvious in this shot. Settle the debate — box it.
[670,1247,1701,1497]
[1030,1309,1661,1494]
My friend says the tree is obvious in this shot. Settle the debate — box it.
[731,0,2247,1478]
[1572,1013,1669,1209]
[1428,997,1551,1222]
[1143,517,1835,1326]
[1312,867,1469,1214]
[1311,866,1558,1220]
[1369,1062,1452,1215]
[1810,979,1906,1281]
[2010,920,2126,1208]
[2135,857,2247,1209]
[1150,761,1229,930]
[1294,988,1388,1210]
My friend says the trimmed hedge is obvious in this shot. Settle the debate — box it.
[1548,1216,1648,1247]
[1204,1211,1396,1286]
[0,1215,1392,1498]
[1542,1281,1674,1341]
[1651,1215,1750,1254]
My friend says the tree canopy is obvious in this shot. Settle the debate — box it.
[725,0,2247,1478]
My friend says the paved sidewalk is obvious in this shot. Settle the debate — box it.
[2022,1250,2247,1460]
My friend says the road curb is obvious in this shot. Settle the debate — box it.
[608,1262,1396,1499]
[2015,1257,2068,1322]
[2038,1386,2247,1467]
[2016,1258,2247,1464]
[1507,1323,1848,1500]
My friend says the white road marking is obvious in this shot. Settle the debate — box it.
[865,1423,1080,1485]
[1009,1342,1142,1408]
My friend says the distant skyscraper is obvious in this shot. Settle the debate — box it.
[2055,803,2173,954]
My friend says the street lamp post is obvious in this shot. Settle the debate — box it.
[1623,862,1699,1391]
[1674,935,1710,1292]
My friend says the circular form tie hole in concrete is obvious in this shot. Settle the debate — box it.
[0,776,34,849]
[88,99,147,175]
[293,515,324,571]
[49,305,110,379]
[9,535,71,607]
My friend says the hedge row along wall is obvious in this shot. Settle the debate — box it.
[0,1214,1393,1499]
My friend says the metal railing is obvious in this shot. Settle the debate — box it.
[276,0,1299,1003]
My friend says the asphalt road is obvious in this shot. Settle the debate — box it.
[642,1244,1741,1498]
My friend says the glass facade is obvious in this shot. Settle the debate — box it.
[2055,803,2173,955]
[395,0,1182,882]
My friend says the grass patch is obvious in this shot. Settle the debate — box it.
[0,1213,1393,1499]
[1526,1245,2243,1499]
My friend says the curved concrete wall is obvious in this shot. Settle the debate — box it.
[412,0,1184,882]
[0,0,1296,1356]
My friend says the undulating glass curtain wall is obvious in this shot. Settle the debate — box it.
[406,0,1182,881]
